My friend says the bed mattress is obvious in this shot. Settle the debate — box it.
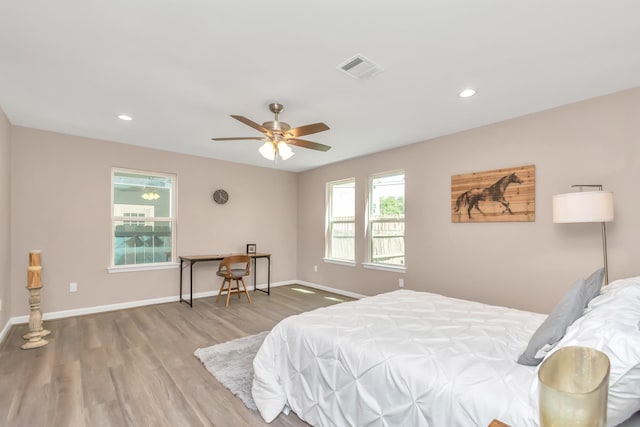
[252,289,545,426]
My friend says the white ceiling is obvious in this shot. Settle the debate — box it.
[1,1,639,172]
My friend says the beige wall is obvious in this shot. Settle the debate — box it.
[0,107,10,328]
[4,86,640,319]
[10,127,297,317]
[297,87,640,313]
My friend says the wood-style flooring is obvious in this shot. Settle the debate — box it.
[0,285,353,427]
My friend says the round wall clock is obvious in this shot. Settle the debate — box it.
[212,189,229,205]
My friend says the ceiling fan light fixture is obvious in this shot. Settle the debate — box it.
[277,141,295,160]
[259,141,276,160]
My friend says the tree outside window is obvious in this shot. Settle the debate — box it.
[369,172,405,266]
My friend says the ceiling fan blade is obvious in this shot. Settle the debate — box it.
[211,137,265,141]
[231,115,272,136]
[287,138,331,152]
[285,122,330,138]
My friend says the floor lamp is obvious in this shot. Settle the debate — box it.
[552,185,614,284]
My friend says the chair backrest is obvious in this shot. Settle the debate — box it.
[217,255,251,277]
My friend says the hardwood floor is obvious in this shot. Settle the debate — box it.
[0,285,353,427]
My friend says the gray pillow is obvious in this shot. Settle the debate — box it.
[517,277,589,366]
[583,267,605,307]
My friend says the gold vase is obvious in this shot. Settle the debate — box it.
[539,346,610,427]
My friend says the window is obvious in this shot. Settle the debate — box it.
[111,168,176,269]
[326,178,356,261]
[368,171,405,266]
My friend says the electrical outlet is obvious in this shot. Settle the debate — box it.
[314,265,318,272]
[69,282,78,292]
[399,278,404,288]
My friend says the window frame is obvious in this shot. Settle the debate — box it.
[325,177,356,264]
[364,170,406,271]
[109,167,178,272]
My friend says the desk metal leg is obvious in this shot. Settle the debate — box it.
[253,258,257,292]
[254,256,271,295]
[189,262,193,307]
[179,259,193,307]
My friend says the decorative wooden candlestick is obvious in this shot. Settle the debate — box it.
[22,250,50,350]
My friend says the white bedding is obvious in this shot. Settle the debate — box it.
[252,289,545,426]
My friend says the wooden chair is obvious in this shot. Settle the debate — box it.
[215,255,252,308]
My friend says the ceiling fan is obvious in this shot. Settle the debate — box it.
[212,103,331,161]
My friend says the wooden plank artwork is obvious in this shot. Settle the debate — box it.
[451,164,535,223]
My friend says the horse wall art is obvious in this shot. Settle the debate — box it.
[451,165,535,223]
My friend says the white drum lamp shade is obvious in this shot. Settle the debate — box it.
[552,191,614,223]
[552,188,614,285]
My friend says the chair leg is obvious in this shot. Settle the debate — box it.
[225,279,233,308]
[240,277,252,303]
[218,277,252,308]
[216,278,228,303]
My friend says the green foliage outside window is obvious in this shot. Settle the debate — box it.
[379,196,404,217]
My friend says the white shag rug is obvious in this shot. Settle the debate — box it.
[194,331,269,411]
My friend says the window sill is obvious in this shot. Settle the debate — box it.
[323,258,356,267]
[107,263,179,273]
[362,262,406,273]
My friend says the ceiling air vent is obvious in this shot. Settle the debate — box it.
[337,54,383,80]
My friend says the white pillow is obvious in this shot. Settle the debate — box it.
[529,276,640,427]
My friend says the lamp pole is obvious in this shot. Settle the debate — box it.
[571,185,609,285]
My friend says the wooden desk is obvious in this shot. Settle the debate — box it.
[179,253,271,307]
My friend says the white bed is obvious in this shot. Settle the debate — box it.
[252,278,640,427]
[252,289,544,426]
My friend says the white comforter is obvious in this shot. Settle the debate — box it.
[252,289,545,426]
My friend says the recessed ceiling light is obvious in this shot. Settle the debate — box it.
[117,114,133,121]
[459,89,476,98]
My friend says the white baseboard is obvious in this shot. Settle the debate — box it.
[7,280,293,326]
[295,280,367,300]
[1,279,363,346]
[261,280,366,300]
[10,294,182,325]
